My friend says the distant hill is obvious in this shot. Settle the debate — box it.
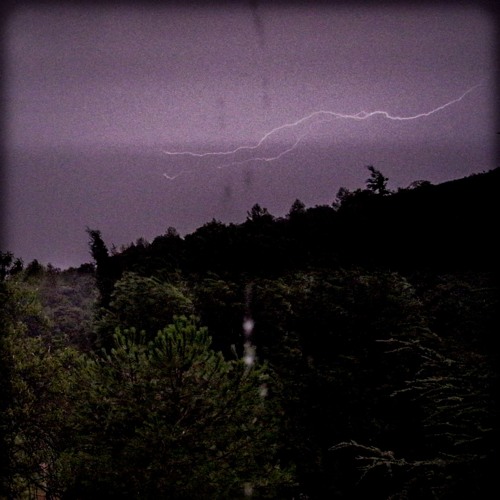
[336,167,499,270]
[89,168,499,299]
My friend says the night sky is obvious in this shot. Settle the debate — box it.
[3,1,497,268]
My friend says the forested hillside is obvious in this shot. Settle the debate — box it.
[90,166,499,282]
[1,167,498,499]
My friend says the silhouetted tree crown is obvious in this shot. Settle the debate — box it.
[365,165,390,195]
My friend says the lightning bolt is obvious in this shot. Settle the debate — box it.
[162,83,482,175]
[217,119,331,170]
[163,172,183,181]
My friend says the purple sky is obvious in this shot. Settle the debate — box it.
[3,1,497,268]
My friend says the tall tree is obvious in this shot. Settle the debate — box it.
[365,165,390,196]
[64,317,293,498]
[0,270,66,498]
[86,228,117,309]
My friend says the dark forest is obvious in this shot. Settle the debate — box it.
[1,167,498,499]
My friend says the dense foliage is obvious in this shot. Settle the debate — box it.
[1,167,498,498]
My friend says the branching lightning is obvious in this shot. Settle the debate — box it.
[162,83,482,178]
[217,119,330,170]
[163,172,183,180]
